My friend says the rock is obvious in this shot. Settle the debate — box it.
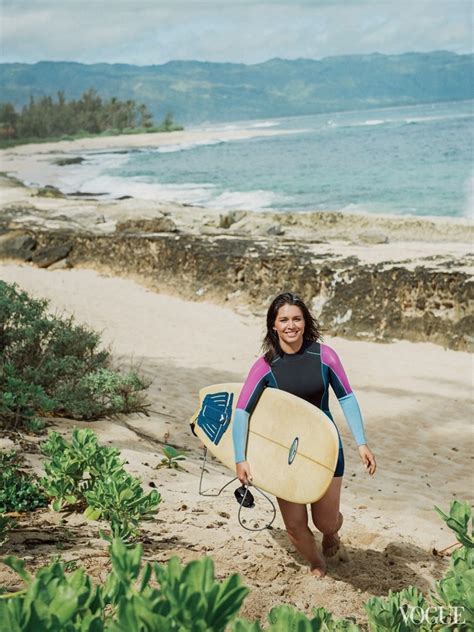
[0,232,36,260]
[25,226,473,352]
[116,216,178,233]
[33,185,66,199]
[32,243,72,268]
[48,258,73,271]
[199,225,221,235]
[70,191,107,197]
[357,230,389,245]
[218,210,246,229]
[53,156,84,166]
[265,222,284,236]
[229,217,285,236]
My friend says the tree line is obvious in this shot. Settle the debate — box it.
[0,89,180,142]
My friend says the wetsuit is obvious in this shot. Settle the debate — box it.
[232,340,366,478]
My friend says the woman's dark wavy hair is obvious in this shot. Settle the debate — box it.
[262,292,322,363]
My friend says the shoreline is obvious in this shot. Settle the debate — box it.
[0,125,472,225]
[0,170,472,351]
[0,126,304,154]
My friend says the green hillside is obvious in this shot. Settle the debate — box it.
[0,51,471,124]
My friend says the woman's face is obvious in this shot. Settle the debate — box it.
[273,303,305,350]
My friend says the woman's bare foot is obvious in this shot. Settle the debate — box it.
[322,512,343,558]
[310,557,326,578]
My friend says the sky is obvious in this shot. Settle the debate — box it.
[0,0,472,65]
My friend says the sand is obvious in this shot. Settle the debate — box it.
[0,262,471,625]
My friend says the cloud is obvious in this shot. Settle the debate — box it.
[0,1,472,64]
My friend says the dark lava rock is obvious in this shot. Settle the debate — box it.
[0,232,36,260]
[33,185,65,199]
[116,217,178,233]
[53,156,85,166]
[32,242,72,268]
[70,191,107,197]
[29,229,473,351]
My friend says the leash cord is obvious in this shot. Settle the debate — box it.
[198,447,276,532]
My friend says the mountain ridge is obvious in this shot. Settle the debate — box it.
[1,51,471,124]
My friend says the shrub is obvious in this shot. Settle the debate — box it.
[0,451,47,513]
[233,605,359,631]
[0,539,248,631]
[363,500,473,631]
[432,501,473,629]
[0,281,149,428]
[0,501,470,630]
[41,428,161,540]
[0,554,104,630]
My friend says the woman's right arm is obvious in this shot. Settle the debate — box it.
[232,357,271,484]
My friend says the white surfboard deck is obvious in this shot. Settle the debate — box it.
[191,382,339,504]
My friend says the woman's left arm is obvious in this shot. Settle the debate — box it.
[322,344,377,476]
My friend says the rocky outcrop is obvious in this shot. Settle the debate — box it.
[0,174,471,351]
[116,216,178,234]
[32,242,73,268]
[21,229,472,351]
[0,231,36,261]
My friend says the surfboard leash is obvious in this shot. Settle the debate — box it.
[198,447,277,532]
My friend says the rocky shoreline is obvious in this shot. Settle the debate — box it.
[0,175,472,351]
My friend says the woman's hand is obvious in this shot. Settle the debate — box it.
[358,445,376,476]
[236,460,253,486]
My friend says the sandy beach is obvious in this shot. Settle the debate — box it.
[0,262,471,624]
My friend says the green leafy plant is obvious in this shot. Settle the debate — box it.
[365,587,430,632]
[0,538,247,631]
[25,417,46,434]
[41,428,161,540]
[84,469,161,541]
[434,501,473,549]
[234,604,360,631]
[0,554,104,631]
[0,501,471,630]
[0,451,47,513]
[0,281,149,428]
[41,428,122,510]
[432,501,473,629]
[105,539,249,632]
[156,444,186,470]
[364,500,473,632]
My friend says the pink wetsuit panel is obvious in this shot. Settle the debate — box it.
[236,356,271,410]
[321,343,352,395]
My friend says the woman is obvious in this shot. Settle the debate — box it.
[232,292,376,577]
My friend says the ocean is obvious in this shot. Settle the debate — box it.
[54,100,474,219]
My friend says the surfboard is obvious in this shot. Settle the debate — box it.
[190,383,340,504]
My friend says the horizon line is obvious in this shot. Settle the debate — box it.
[0,49,472,68]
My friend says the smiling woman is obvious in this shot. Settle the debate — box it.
[232,292,376,578]
[273,303,306,350]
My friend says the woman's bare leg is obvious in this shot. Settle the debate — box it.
[277,497,326,577]
[310,477,343,557]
